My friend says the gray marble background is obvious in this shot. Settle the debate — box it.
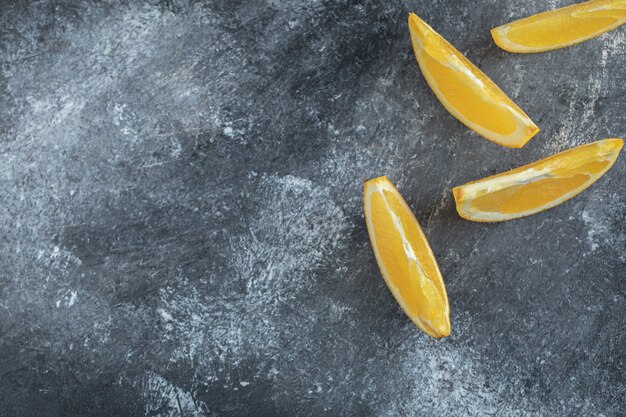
[0,0,624,416]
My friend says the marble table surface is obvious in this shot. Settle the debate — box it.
[0,1,624,415]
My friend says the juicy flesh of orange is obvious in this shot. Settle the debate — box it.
[409,13,538,147]
[469,175,592,214]
[494,0,626,51]
[365,177,450,338]
[419,53,517,136]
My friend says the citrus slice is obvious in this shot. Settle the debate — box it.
[453,138,624,222]
[408,13,539,148]
[492,0,626,53]
[364,176,450,338]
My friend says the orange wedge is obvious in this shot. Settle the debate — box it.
[492,0,626,53]
[408,13,539,148]
[364,176,450,338]
[453,138,624,222]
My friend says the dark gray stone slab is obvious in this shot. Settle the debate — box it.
[0,0,624,416]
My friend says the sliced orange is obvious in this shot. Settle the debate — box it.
[492,0,626,53]
[453,138,624,222]
[408,13,539,148]
[364,176,450,338]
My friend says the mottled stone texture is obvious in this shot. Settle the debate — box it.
[0,0,624,416]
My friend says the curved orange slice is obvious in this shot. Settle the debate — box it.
[408,13,539,148]
[492,0,626,53]
[453,138,624,222]
[364,176,450,338]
